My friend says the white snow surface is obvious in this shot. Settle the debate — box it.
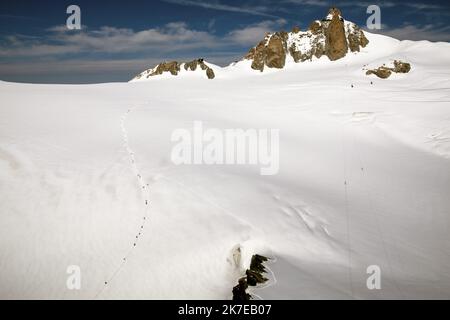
[1,32,450,299]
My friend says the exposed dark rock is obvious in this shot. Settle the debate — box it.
[152,61,180,76]
[324,8,348,61]
[327,7,342,20]
[265,34,287,69]
[243,7,369,71]
[366,60,411,79]
[366,68,392,78]
[250,40,267,72]
[279,31,289,41]
[250,254,268,273]
[289,44,302,63]
[308,21,322,35]
[206,67,215,79]
[246,269,268,286]
[232,278,251,301]
[184,59,198,71]
[393,60,411,73]
[133,58,215,80]
[184,58,210,72]
[347,25,369,52]
[230,254,270,300]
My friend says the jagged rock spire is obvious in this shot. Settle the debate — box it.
[244,7,369,71]
[132,58,215,80]
[324,8,348,60]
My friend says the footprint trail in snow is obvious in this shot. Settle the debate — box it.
[95,105,151,298]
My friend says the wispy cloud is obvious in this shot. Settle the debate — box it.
[286,0,445,10]
[161,0,280,18]
[370,24,450,42]
[225,19,287,45]
[402,2,445,10]
[0,14,43,21]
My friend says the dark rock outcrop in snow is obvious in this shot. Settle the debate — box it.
[265,33,288,69]
[184,58,208,71]
[152,61,181,76]
[243,7,369,72]
[366,67,392,79]
[206,67,215,79]
[366,60,411,79]
[132,58,215,80]
[231,254,270,301]
[232,278,251,301]
[392,60,411,73]
[185,58,216,79]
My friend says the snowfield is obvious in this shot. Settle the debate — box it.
[1,32,450,299]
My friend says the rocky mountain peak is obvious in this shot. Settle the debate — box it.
[244,7,369,72]
[326,7,343,20]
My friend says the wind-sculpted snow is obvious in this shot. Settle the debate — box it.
[0,30,450,299]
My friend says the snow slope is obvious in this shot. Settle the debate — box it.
[1,32,450,299]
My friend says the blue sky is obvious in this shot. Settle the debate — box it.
[0,0,449,83]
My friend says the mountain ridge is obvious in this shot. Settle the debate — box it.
[130,7,425,82]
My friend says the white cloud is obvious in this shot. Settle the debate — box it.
[368,24,450,42]
[225,19,288,45]
[0,22,219,57]
[0,18,291,59]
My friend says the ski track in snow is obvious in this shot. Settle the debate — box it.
[94,105,151,299]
